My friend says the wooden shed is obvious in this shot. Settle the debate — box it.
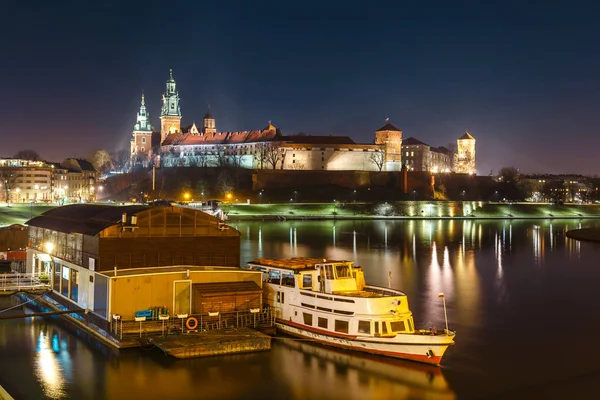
[192,281,262,314]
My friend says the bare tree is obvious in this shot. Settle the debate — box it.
[90,149,114,174]
[369,148,385,171]
[0,168,18,203]
[263,142,284,169]
[13,149,41,161]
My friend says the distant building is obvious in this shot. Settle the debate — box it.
[58,158,98,202]
[401,137,453,172]
[0,158,53,203]
[455,132,476,174]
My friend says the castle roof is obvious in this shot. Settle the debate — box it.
[162,128,281,146]
[204,108,213,119]
[432,146,452,155]
[376,122,401,132]
[459,132,475,140]
[402,137,429,146]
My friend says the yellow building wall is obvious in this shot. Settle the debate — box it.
[109,270,261,320]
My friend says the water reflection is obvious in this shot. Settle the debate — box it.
[275,338,455,400]
[35,331,66,398]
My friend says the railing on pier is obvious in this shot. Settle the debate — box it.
[0,272,51,292]
[111,308,275,340]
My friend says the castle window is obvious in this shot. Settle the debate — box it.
[141,147,145,152]
[142,137,146,143]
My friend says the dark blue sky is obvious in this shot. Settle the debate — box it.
[2,1,599,174]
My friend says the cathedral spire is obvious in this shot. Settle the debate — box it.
[141,91,145,106]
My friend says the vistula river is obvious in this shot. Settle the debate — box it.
[2,219,600,399]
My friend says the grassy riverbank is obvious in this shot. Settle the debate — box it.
[0,205,53,226]
[2,202,600,228]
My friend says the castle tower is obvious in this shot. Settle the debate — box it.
[130,92,154,165]
[203,106,216,134]
[375,119,402,171]
[455,132,476,174]
[160,69,182,143]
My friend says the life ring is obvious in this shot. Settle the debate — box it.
[186,317,198,330]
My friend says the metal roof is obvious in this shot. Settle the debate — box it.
[26,204,151,236]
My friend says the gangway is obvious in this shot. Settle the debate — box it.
[0,272,51,293]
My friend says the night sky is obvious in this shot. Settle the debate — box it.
[2,1,599,175]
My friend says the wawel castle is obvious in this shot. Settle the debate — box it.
[130,70,476,174]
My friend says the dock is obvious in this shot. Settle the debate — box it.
[149,327,271,358]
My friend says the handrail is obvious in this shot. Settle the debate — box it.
[363,285,406,297]
[0,272,51,292]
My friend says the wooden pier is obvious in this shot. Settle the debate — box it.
[150,327,271,358]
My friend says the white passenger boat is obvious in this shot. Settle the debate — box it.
[248,258,456,365]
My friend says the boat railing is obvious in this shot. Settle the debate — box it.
[363,285,406,297]
[0,272,51,292]
[112,308,276,340]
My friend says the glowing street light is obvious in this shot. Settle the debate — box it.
[44,242,54,254]
[184,192,191,201]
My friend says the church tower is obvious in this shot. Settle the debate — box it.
[375,119,403,171]
[455,132,476,174]
[160,69,182,143]
[203,106,216,134]
[130,92,154,165]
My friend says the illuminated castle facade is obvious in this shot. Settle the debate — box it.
[129,70,475,173]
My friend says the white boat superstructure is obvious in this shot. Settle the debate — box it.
[248,257,455,365]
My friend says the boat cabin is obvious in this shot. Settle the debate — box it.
[249,257,366,295]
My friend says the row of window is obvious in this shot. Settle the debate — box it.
[302,312,411,335]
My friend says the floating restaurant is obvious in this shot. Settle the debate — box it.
[23,204,273,355]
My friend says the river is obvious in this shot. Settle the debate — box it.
[2,219,600,399]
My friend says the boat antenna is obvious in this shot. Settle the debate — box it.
[388,271,392,288]
[439,293,449,335]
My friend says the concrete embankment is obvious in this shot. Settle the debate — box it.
[223,202,600,221]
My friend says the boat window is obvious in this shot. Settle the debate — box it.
[358,320,371,334]
[335,264,352,278]
[382,322,389,335]
[325,265,334,279]
[334,320,349,334]
[302,274,313,289]
[374,321,380,335]
[318,317,328,329]
[282,271,295,288]
[268,270,281,285]
[407,318,413,332]
[390,321,406,332]
[303,312,313,326]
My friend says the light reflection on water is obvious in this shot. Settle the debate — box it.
[3,219,600,399]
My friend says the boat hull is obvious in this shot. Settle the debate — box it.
[276,321,453,366]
